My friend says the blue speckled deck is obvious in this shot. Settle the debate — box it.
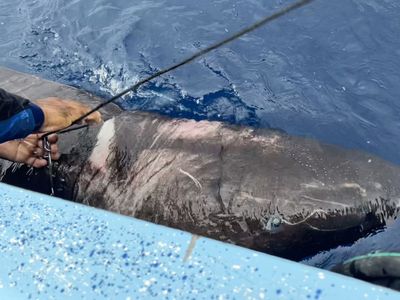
[0,183,398,300]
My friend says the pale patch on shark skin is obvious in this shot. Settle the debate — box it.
[234,190,352,215]
[221,127,284,152]
[300,195,352,208]
[235,191,270,204]
[341,183,367,197]
[168,119,222,141]
[146,118,223,151]
[301,181,367,199]
[250,133,283,152]
[88,118,115,172]
[301,180,327,189]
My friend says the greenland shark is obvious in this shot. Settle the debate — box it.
[3,110,400,260]
[0,67,399,260]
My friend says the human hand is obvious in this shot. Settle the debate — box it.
[34,97,102,132]
[0,134,60,168]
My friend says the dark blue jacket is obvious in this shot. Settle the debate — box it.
[0,89,44,143]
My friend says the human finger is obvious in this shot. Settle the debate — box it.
[32,158,47,168]
[82,111,102,125]
[37,133,58,148]
[50,143,60,160]
[47,134,59,144]
[26,157,47,168]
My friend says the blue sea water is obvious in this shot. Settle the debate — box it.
[0,0,400,267]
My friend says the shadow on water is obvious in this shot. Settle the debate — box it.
[126,81,262,127]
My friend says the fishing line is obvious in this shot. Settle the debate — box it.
[41,0,315,194]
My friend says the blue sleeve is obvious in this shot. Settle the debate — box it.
[0,103,44,143]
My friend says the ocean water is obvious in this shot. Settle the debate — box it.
[0,0,399,268]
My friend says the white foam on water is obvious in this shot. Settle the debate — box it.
[88,63,139,99]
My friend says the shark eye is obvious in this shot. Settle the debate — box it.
[271,217,282,227]
[262,215,283,232]
[270,216,282,227]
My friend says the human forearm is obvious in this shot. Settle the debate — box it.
[0,102,44,143]
[0,89,101,143]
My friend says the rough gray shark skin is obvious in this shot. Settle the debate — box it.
[58,112,400,259]
[0,67,399,260]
